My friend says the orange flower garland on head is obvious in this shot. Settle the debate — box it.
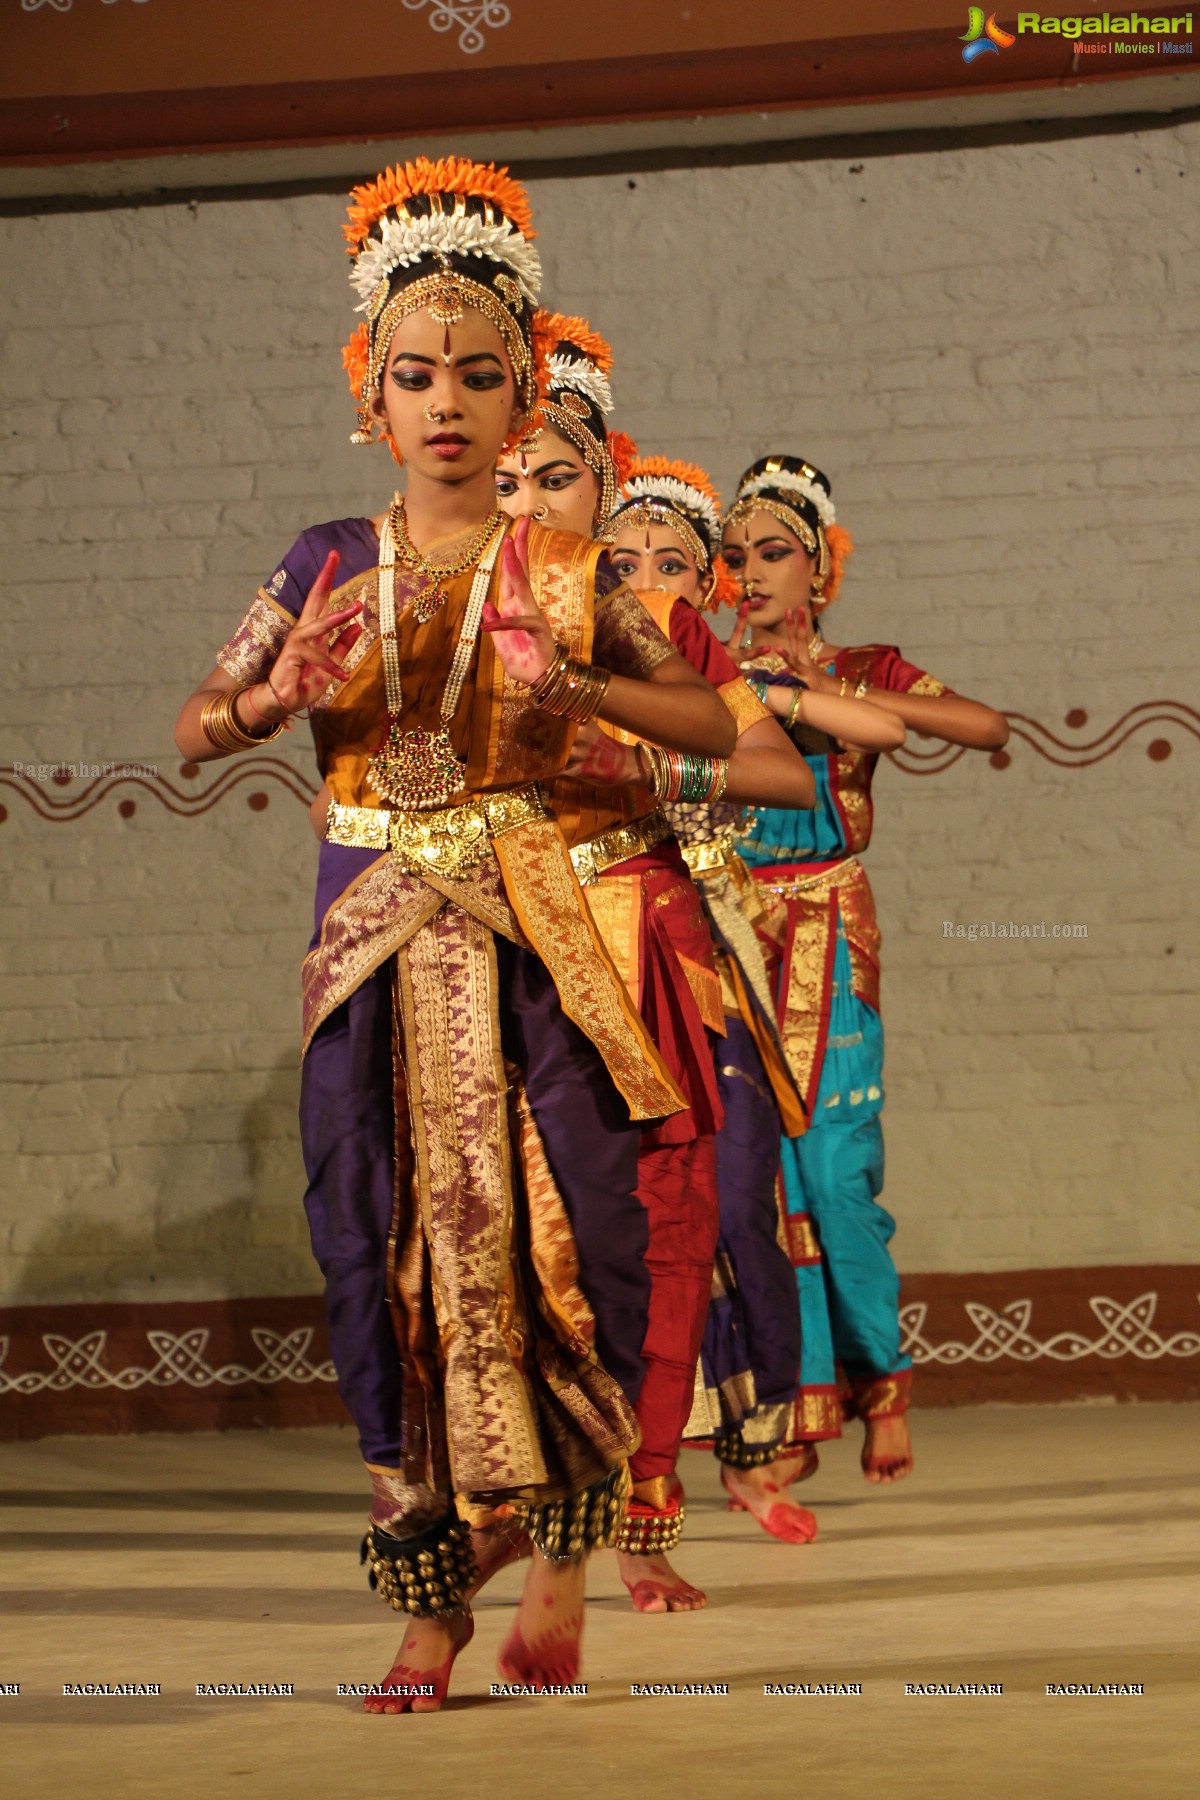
[822,522,855,605]
[708,554,742,612]
[531,312,614,375]
[629,455,721,511]
[607,431,639,491]
[343,156,536,254]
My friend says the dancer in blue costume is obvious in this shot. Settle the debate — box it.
[723,455,1009,1483]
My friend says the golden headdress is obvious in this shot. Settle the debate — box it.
[724,454,854,610]
[341,156,542,459]
[602,455,739,612]
[526,312,637,523]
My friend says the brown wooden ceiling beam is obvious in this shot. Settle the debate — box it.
[0,32,1171,166]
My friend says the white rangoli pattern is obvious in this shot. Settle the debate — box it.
[900,1293,1200,1366]
[0,1327,336,1394]
[402,0,511,55]
[22,1,149,11]
[3,1296,1196,1399]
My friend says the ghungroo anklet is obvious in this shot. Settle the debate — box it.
[713,1433,785,1470]
[526,1465,628,1563]
[614,1496,685,1556]
[360,1512,478,1616]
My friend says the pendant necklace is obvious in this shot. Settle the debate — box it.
[367,496,507,810]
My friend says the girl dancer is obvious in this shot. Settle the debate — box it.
[723,454,1008,1483]
[174,160,735,1710]
[606,460,902,1542]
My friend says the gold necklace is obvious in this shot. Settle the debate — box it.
[392,497,503,625]
[367,506,507,810]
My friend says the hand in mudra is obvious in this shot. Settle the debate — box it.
[267,550,364,712]
[481,516,555,684]
[780,607,825,689]
[727,598,753,666]
[561,721,641,787]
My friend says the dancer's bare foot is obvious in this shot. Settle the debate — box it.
[363,1610,474,1715]
[497,1549,586,1691]
[862,1414,913,1484]
[616,1546,707,1613]
[719,1462,817,1544]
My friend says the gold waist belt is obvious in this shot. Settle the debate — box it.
[760,854,861,898]
[325,785,547,878]
[680,829,741,878]
[570,808,672,888]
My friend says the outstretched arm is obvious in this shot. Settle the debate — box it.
[755,680,906,753]
[834,681,1009,750]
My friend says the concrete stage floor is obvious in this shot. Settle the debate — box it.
[1,1403,1196,1800]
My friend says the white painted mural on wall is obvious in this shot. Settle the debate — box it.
[900,1295,1200,1366]
[21,1,150,12]
[0,1328,336,1394]
[402,0,511,55]
[3,1297,1198,1397]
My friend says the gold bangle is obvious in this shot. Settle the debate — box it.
[200,688,282,754]
[641,744,670,801]
[530,643,570,705]
[706,759,730,803]
[230,688,285,744]
[838,675,849,698]
[784,689,804,731]
[531,644,611,723]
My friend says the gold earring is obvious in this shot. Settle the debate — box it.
[350,383,375,447]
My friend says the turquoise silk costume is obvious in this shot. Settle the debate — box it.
[738,643,948,1424]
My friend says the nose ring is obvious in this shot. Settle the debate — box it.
[533,504,549,521]
[423,403,446,424]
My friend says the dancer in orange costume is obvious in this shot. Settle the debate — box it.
[175,160,736,1711]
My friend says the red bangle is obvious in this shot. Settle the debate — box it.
[243,683,292,732]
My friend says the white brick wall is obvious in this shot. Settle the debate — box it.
[2,121,1197,1303]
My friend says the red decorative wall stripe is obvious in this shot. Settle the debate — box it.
[3,1268,1197,1440]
